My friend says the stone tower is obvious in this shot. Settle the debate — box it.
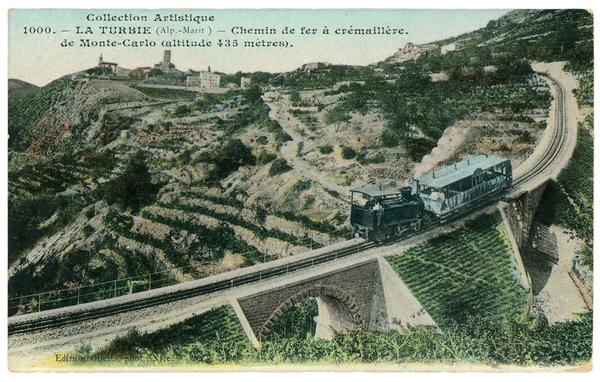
[162,50,171,68]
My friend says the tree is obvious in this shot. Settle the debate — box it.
[98,151,160,212]
[268,158,292,176]
[250,71,271,85]
[324,105,351,131]
[380,129,400,148]
[289,90,302,105]
[200,139,256,179]
[244,85,263,104]
[147,68,163,78]
[128,69,145,81]
[216,139,255,170]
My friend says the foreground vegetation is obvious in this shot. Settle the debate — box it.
[72,304,592,367]
[9,11,593,363]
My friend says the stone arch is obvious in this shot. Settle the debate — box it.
[258,284,365,342]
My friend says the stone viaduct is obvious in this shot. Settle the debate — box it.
[234,257,434,343]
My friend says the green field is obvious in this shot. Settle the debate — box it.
[386,212,528,328]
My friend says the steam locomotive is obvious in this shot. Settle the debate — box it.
[350,155,512,241]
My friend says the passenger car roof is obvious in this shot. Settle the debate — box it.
[416,155,509,189]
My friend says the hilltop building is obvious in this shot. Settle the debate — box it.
[98,54,118,72]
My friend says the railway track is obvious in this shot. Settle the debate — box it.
[510,73,567,188]
[8,240,376,334]
[8,73,570,335]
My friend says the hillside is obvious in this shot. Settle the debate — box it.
[431,9,593,68]
[8,79,39,106]
[7,9,593,320]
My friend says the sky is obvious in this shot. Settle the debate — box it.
[8,8,510,86]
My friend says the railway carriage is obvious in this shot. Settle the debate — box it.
[413,155,512,216]
[350,154,512,241]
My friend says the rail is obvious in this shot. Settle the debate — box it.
[510,73,567,188]
[8,240,375,334]
[8,227,350,317]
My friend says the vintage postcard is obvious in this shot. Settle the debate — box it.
[6,8,594,372]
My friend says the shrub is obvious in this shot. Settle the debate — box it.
[173,104,191,117]
[244,85,263,104]
[81,224,95,238]
[289,90,302,104]
[196,139,256,179]
[318,145,333,154]
[103,209,134,233]
[256,136,268,145]
[84,208,96,220]
[297,142,304,157]
[292,180,311,192]
[214,139,255,171]
[269,158,292,176]
[257,151,277,165]
[340,146,357,160]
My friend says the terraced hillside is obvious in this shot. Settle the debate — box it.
[7,80,348,312]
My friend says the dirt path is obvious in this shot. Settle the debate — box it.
[264,95,349,198]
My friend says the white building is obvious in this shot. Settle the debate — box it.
[186,72,220,88]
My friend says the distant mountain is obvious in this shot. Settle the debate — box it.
[8,78,39,106]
